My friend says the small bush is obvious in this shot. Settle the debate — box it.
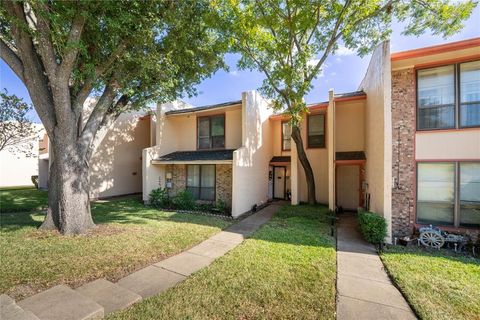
[197,202,215,212]
[31,175,39,189]
[149,188,171,208]
[171,190,196,210]
[215,199,229,215]
[358,211,387,244]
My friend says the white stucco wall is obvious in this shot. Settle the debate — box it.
[37,109,151,198]
[0,124,44,187]
[358,41,393,241]
[231,91,274,217]
[89,112,151,199]
[335,101,365,152]
[142,99,245,202]
[143,100,194,201]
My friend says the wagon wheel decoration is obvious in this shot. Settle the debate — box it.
[419,230,445,248]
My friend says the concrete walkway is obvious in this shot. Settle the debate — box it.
[1,204,280,320]
[336,212,417,320]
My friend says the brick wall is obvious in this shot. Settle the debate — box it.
[216,164,232,207]
[166,164,186,196]
[391,69,479,242]
[391,68,416,237]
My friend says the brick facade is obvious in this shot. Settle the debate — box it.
[165,164,232,208]
[391,68,416,238]
[391,68,480,242]
[215,164,233,207]
[166,164,186,196]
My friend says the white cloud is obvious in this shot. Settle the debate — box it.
[335,45,355,56]
[307,58,320,67]
[307,60,328,77]
[330,72,337,76]
[229,70,239,76]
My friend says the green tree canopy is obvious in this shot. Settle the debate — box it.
[0,0,227,234]
[214,0,476,204]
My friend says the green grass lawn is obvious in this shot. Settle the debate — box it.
[109,205,336,320]
[0,197,232,300]
[381,246,480,320]
[0,187,48,213]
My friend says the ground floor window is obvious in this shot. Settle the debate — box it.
[186,164,215,201]
[417,162,480,228]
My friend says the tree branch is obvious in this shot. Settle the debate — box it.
[306,0,353,84]
[2,1,56,135]
[0,39,25,82]
[77,81,117,155]
[57,14,85,81]
[27,1,58,79]
[73,40,127,108]
[82,94,129,162]
[242,41,291,106]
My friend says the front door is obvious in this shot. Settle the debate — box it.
[273,166,286,199]
[336,165,360,211]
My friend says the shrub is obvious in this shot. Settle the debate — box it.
[149,188,171,208]
[171,190,196,210]
[197,202,215,212]
[31,175,39,189]
[215,199,229,215]
[358,211,387,245]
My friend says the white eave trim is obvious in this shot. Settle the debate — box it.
[151,160,233,165]
[39,153,49,160]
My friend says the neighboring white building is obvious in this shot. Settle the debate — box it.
[0,123,45,188]
[38,111,155,199]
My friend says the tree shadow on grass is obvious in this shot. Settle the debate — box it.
[1,197,232,234]
[241,204,336,249]
[0,188,48,213]
[0,211,43,232]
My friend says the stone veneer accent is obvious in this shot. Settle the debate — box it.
[391,68,416,237]
[215,164,232,207]
[165,164,232,208]
[165,164,186,197]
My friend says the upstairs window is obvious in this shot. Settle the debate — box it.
[460,61,480,127]
[308,114,325,148]
[282,121,291,151]
[417,60,480,130]
[198,115,225,149]
[417,65,455,130]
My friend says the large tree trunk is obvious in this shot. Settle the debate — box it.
[40,141,95,235]
[291,125,316,205]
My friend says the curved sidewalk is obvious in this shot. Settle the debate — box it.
[336,212,417,320]
[1,204,281,320]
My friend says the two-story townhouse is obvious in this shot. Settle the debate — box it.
[144,89,374,219]
[143,91,275,217]
[143,37,479,242]
[387,38,480,241]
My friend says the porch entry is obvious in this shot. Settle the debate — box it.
[335,152,366,211]
[269,156,292,200]
[336,165,360,211]
[273,166,287,199]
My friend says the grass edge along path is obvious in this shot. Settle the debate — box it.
[0,197,232,300]
[381,246,480,320]
[109,204,336,320]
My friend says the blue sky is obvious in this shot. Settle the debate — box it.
[1,6,479,123]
